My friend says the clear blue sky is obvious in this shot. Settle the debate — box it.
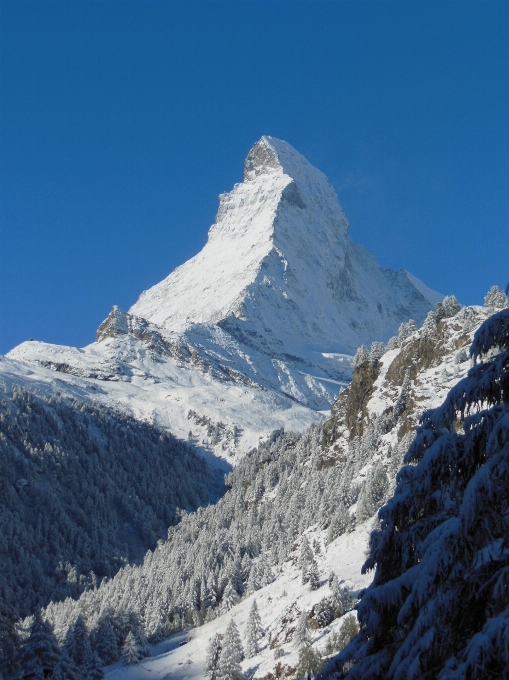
[1,1,508,354]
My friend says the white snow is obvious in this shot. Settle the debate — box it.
[103,520,374,680]
[4,136,441,449]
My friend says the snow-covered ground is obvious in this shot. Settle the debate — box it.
[0,345,322,465]
[104,521,373,680]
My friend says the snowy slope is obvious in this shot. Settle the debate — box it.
[4,137,441,446]
[39,303,493,680]
[2,337,321,462]
[103,523,373,680]
[133,306,490,679]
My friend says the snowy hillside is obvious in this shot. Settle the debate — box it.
[23,297,505,680]
[319,304,509,679]
[5,137,441,456]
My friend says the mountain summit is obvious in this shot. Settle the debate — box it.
[131,136,440,357]
[6,137,442,452]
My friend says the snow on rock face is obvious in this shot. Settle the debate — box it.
[131,136,439,359]
[5,137,442,454]
[96,305,129,342]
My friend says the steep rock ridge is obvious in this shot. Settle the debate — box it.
[131,136,440,358]
[322,304,486,455]
[5,136,441,452]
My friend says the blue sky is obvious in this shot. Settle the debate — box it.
[1,1,508,354]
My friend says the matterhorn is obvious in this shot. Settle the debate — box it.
[4,136,440,454]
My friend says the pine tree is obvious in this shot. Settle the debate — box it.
[86,651,105,680]
[297,645,322,676]
[294,611,311,650]
[324,615,360,656]
[484,285,509,311]
[353,345,369,368]
[64,614,89,668]
[50,650,80,680]
[218,619,244,680]
[204,633,222,680]
[245,565,260,596]
[82,639,93,675]
[257,553,275,586]
[220,580,240,613]
[300,536,314,584]
[94,621,118,664]
[244,600,263,658]
[307,560,321,590]
[19,610,61,675]
[121,631,141,666]
[132,622,150,659]
[435,295,462,321]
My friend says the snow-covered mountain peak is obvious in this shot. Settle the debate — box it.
[130,137,438,360]
[4,137,443,436]
[129,139,348,337]
[243,136,338,202]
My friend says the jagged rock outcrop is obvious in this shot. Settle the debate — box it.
[95,305,129,342]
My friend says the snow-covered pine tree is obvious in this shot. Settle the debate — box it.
[435,295,462,321]
[244,600,263,658]
[324,615,359,657]
[356,463,389,523]
[319,309,509,679]
[205,633,222,680]
[81,638,93,676]
[51,650,80,680]
[300,536,314,584]
[220,580,240,614]
[484,285,509,312]
[294,611,312,650]
[257,553,275,587]
[307,560,321,590]
[369,341,386,364]
[120,631,141,666]
[244,565,260,596]
[132,621,150,659]
[330,573,345,616]
[353,345,369,368]
[86,651,105,680]
[93,621,118,664]
[296,645,322,677]
[218,619,244,680]
[64,613,89,668]
[19,610,61,676]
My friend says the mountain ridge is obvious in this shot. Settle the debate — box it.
[5,136,441,453]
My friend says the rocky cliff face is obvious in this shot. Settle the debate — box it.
[322,303,486,455]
